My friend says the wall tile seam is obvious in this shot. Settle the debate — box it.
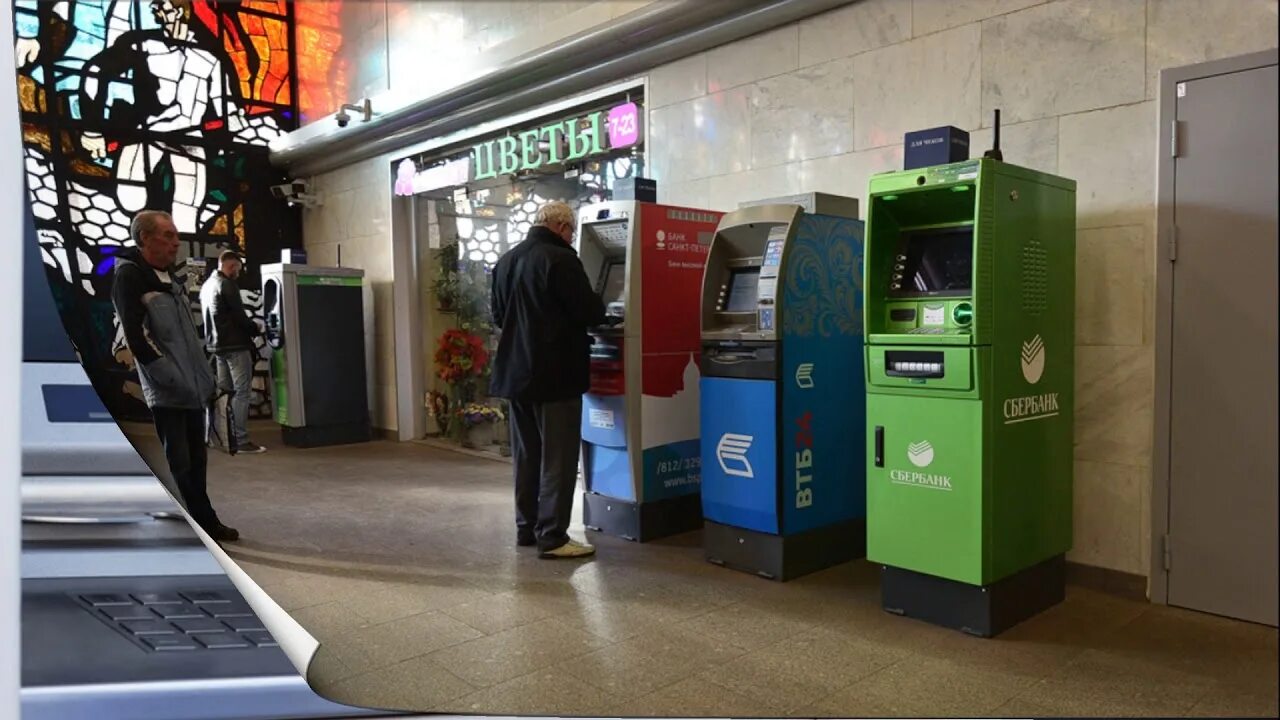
[911,0,1056,41]
[649,39,917,111]
[1072,341,1155,349]
[999,96,1152,135]
[706,23,801,85]
[1054,98,1156,124]
[1076,223,1152,233]
[692,156,806,184]
[1142,0,1150,99]
[748,141,860,170]
[1075,458,1151,471]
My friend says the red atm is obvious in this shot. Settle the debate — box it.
[575,200,723,542]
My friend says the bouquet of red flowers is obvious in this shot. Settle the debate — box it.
[434,328,489,384]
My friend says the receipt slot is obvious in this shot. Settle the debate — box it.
[261,263,371,448]
[698,196,866,581]
[864,158,1077,636]
[575,200,723,542]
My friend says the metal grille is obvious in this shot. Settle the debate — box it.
[1021,237,1048,315]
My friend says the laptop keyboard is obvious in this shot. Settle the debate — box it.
[73,589,278,653]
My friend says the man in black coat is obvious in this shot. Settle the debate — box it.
[490,200,606,558]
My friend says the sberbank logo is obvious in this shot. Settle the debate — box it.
[890,441,952,490]
[1006,333,1060,425]
[1020,334,1045,384]
[906,440,934,467]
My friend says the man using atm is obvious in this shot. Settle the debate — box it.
[490,201,606,559]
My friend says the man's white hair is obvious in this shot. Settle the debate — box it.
[130,209,173,246]
[534,201,575,228]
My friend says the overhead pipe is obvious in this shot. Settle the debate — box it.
[270,0,855,175]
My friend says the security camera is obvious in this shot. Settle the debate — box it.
[270,179,322,209]
[335,98,373,128]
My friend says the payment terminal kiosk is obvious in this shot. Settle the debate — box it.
[576,200,723,542]
[863,156,1077,636]
[18,202,375,718]
[262,262,371,448]
[698,194,866,581]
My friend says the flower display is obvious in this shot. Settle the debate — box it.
[455,402,504,428]
[434,329,489,384]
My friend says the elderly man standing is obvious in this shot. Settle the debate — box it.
[490,201,606,559]
[112,210,239,543]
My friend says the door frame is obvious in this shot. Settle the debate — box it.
[1150,48,1279,606]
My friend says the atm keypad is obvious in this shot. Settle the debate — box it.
[101,605,160,621]
[143,635,200,652]
[71,589,279,653]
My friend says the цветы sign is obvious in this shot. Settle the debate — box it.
[472,101,640,180]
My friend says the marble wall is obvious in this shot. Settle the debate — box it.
[300,0,656,125]
[645,0,1278,578]
[301,0,1278,578]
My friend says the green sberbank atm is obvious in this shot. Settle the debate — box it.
[863,147,1076,637]
[262,261,372,448]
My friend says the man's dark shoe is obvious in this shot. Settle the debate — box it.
[517,532,536,547]
[211,524,240,542]
[236,442,266,454]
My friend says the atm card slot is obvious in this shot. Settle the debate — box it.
[884,350,945,379]
[701,342,776,380]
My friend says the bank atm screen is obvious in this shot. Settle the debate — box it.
[600,261,626,306]
[891,226,973,298]
[725,267,761,312]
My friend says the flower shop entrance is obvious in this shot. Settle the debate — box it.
[388,82,647,453]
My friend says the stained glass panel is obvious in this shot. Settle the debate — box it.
[15,0,300,421]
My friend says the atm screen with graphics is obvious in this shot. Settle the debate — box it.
[599,261,626,306]
[725,267,761,312]
[890,226,973,298]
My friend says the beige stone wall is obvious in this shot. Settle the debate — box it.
[644,0,1278,578]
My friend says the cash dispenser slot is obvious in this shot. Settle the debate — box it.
[701,341,776,380]
[868,345,973,391]
[884,350,945,378]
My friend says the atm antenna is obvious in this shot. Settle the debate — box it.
[984,109,1003,162]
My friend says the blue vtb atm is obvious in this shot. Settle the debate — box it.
[698,193,867,581]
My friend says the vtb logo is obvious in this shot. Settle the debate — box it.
[795,362,814,389]
[907,440,934,468]
[716,433,754,478]
[1020,334,1045,385]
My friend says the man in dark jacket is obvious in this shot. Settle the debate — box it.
[490,200,606,559]
[112,210,239,543]
[200,250,264,453]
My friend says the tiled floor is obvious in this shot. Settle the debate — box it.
[147,425,1277,717]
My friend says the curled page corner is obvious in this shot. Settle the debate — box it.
[184,517,320,681]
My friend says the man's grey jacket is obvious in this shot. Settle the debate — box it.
[111,248,217,410]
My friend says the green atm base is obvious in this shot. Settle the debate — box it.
[880,554,1066,637]
[281,421,372,449]
[704,520,866,582]
[583,492,703,543]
